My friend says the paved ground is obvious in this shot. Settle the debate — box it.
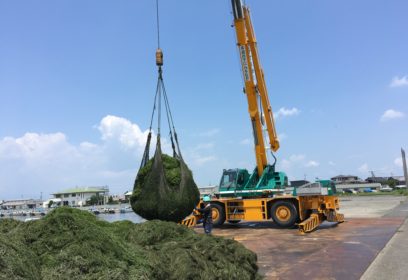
[195,195,408,280]
[361,200,408,280]
[340,195,406,218]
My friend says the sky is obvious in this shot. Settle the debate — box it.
[0,0,407,200]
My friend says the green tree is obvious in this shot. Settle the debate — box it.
[387,178,397,188]
[87,194,104,205]
[108,196,114,204]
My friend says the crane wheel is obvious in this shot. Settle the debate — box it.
[211,203,226,226]
[271,200,298,228]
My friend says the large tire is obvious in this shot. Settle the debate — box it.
[271,200,298,228]
[211,203,226,226]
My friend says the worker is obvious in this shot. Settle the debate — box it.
[195,196,213,234]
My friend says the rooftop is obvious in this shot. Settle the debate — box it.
[198,185,217,189]
[1,199,42,206]
[331,175,359,179]
[52,186,109,195]
[389,176,405,181]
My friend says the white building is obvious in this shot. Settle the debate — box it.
[198,185,218,197]
[124,191,133,201]
[334,183,381,192]
[52,186,109,207]
[0,199,43,210]
[42,198,62,208]
[331,175,362,184]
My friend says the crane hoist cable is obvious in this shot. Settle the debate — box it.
[156,0,161,49]
[155,0,163,67]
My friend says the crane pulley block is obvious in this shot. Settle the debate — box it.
[156,48,163,66]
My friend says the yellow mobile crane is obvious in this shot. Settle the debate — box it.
[182,0,344,233]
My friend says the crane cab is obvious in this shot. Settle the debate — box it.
[219,169,249,190]
[218,167,289,198]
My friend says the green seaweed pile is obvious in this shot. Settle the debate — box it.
[0,208,259,280]
[131,151,200,222]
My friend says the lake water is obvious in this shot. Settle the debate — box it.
[0,208,145,223]
[97,212,145,223]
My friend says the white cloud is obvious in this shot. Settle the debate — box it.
[390,76,408,88]
[98,115,149,150]
[0,116,158,199]
[199,128,220,137]
[278,133,287,141]
[279,154,305,170]
[328,161,336,166]
[0,133,91,198]
[0,115,228,198]
[358,163,369,174]
[289,154,305,162]
[194,156,217,166]
[380,109,405,122]
[274,107,300,119]
[305,160,320,167]
[394,157,403,168]
[184,152,217,167]
[277,154,324,180]
[281,159,291,169]
[0,133,80,165]
[182,142,217,167]
[194,142,215,150]
[347,154,364,159]
[240,138,251,145]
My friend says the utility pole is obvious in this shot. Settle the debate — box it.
[402,148,408,187]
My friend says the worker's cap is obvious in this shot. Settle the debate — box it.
[203,196,211,202]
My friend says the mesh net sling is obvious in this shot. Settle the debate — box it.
[130,57,200,222]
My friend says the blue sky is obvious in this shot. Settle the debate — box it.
[1,0,407,199]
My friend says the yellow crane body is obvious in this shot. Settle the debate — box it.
[180,195,344,233]
[180,0,344,233]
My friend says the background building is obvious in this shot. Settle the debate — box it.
[290,180,310,188]
[0,199,43,210]
[198,185,218,197]
[331,175,362,184]
[52,186,109,206]
[124,191,133,202]
[388,176,406,186]
[366,176,388,185]
[331,175,381,192]
[42,198,62,208]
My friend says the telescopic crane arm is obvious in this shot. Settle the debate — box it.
[231,0,280,177]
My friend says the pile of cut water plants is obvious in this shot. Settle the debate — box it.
[0,207,260,280]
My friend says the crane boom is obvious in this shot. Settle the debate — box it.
[231,0,279,177]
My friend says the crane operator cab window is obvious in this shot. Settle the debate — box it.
[219,170,238,190]
[219,169,249,190]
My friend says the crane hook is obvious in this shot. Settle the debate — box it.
[156,48,163,66]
